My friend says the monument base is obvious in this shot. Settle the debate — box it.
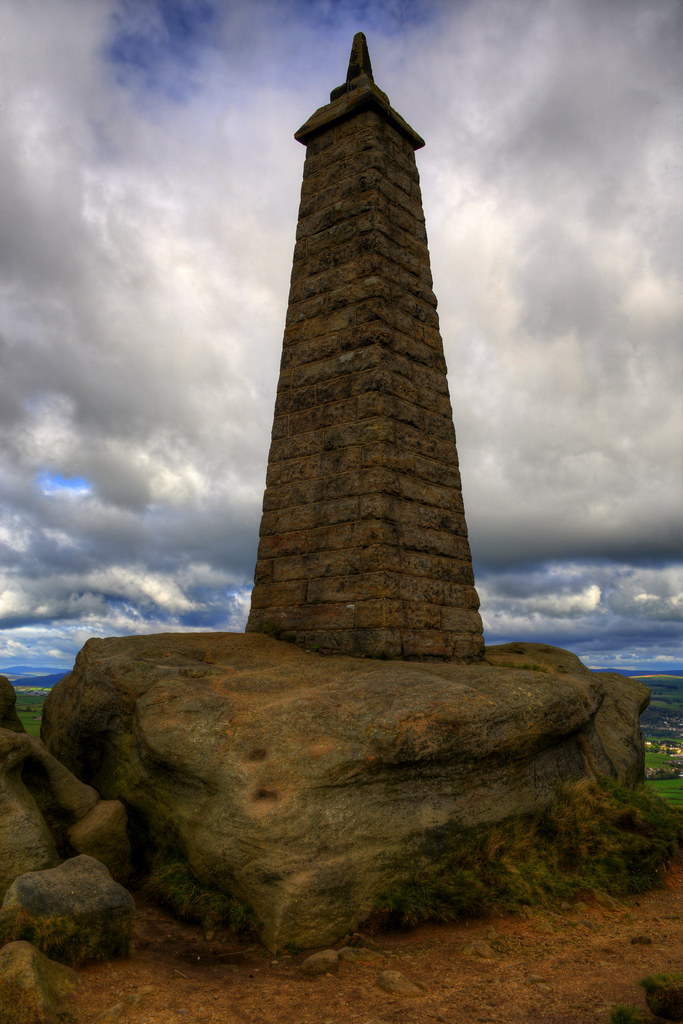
[42,632,648,951]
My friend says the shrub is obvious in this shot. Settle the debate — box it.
[145,856,257,936]
[608,1007,646,1024]
[374,777,683,928]
[639,972,683,1019]
[0,909,132,966]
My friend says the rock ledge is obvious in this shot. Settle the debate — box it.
[42,633,648,950]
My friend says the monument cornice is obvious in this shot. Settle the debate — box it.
[295,79,425,150]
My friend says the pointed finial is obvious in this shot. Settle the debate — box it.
[346,32,373,84]
[299,33,425,150]
[330,32,374,101]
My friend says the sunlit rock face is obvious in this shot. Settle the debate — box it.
[42,632,648,951]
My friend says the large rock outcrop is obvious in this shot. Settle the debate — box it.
[41,632,649,951]
[0,727,131,898]
[0,674,25,733]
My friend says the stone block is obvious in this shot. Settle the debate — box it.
[276,497,359,532]
[257,531,309,559]
[289,399,357,436]
[402,602,442,630]
[313,374,353,406]
[271,415,289,440]
[262,478,324,512]
[323,422,359,450]
[269,430,324,462]
[354,598,403,628]
[291,351,356,388]
[307,523,356,551]
[274,549,362,583]
[323,467,399,500]
[267,454,324,487]
[249,581,307,609]
[307,572,401,604]
[253,560,273,585]
[273,385,316,416]
[440,607,484,633]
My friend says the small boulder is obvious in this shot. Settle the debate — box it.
[462,939,495,959]
[592,889,620,910]
[0,939,79,1024]
[0,855,135,965]
[338,945,382,962]
[376,969,424,997]
[300,949,339,975]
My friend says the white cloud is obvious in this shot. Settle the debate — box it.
[0,0,681,669]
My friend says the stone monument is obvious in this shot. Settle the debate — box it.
[247,33,484,660]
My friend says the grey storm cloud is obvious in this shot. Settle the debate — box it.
[0,0,681,670]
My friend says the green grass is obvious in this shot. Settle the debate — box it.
[638,675,683,739]
[608,1007,646,1024]
[646,778,683,805]
[645,750,678,769]
[0,908,132,966]
[639,971,683,1018]
[13,691,49,736]
[373,777,683,930]
[145,856,258,936]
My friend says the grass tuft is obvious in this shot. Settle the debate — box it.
[374,777,683,929]
[0,908,132,966]
[608,1007,647,1024]
[639,971,683,1018]
[640,971,683,994]
[145,856,258,936]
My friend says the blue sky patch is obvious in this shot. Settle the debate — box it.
[105,0,217,102]
[37,472,92,497]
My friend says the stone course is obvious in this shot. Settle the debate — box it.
[247,34,483,660]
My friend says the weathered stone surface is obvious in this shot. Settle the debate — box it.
[1,855,135,963]
[246,35,483,660]
[0,725,131,898]
[0,730,61,899]
[376,969,424,996]
[300,948,339,975]
[41,632,648,952]
[462,940,495,959]
[67,800,132,883]
[0,940,79,1024]
[338,945,382,962]
[0,675,24,733]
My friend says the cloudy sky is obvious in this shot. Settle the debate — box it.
[1,0,681,672]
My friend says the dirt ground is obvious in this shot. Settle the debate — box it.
[74,861,682,1024]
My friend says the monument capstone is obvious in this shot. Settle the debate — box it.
[246,33,484,660]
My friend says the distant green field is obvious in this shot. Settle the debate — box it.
[14,690,50,737]
[638,674,683,741]
[645,749,678,769]
[646,778,683,806]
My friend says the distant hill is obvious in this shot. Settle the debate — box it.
[590,669,683,678]
[2,664,70,675]
[2,669,69,688]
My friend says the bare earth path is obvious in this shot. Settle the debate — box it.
[75,861,682,1024]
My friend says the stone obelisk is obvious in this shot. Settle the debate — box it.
[246,33,484,660]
